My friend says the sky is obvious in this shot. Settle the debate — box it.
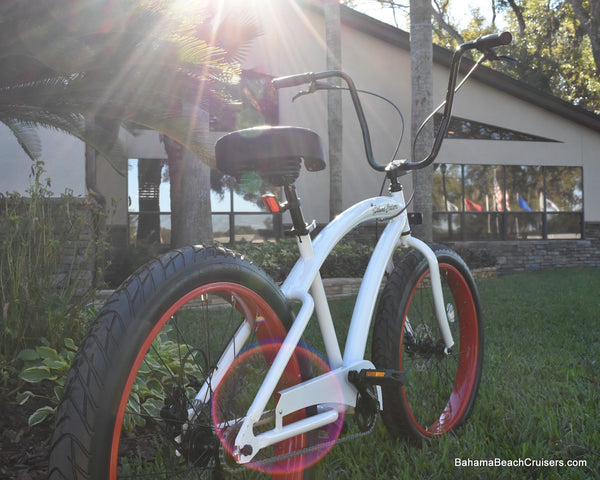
[351,0,505,30]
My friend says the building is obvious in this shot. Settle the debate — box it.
[1,0,599,275]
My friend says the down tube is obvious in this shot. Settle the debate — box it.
[343,215,408,364]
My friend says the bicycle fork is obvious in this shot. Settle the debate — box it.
[400,234,455,353]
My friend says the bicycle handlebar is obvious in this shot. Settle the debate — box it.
[459,31,512,52]
[275,70,382,171]
[272,32,512,175]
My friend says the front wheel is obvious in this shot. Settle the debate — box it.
[49,246,315,479]
[372,245,483,442]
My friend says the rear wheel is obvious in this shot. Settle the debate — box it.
[372,245,483,442]
[50,246,315,479]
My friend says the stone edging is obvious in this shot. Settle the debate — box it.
[94,267,498,307]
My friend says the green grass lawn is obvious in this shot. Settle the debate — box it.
[310,268,600,479]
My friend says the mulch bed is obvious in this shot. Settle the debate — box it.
[0,385,52,480]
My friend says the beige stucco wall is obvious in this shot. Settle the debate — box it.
[241,0,600,223]
[1,1,598,226]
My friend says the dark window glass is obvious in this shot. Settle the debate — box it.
[433,164,462,211]
[505,165,542,212]
[547,213,582,239]
[432,164,583,241]
[463,212,503,241]
[434,114,560,142]
[463,165,496,212]
[505,213,543,240]
[234,214,277,242]
[545,167,583,212]
[432,212,462,241]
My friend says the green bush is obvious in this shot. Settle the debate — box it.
[0,161,106,398]
[232,238,374,282]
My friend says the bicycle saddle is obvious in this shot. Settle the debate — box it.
[215,126,326,186]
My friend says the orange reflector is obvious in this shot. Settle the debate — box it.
[262,194,281,213]
[366,371,385,377]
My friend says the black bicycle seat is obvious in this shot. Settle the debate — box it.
[215,126,326,186]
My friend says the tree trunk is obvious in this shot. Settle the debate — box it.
[164,107,213,247]
[179,147,213,246]
[569,0,600,72]
[324,0,343,219]
[410,0,434,242]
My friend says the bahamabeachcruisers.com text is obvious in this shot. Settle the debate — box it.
[455,458,587,468]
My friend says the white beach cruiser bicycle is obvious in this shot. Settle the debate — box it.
[50,32,513,479]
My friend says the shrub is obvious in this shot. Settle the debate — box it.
[0,161,106,398]
[232,238,374,282]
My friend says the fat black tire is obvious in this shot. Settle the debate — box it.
[372,244,484,442]
[49,245,312,479]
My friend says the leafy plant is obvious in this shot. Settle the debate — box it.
[123,326,205,432]
[16,324,203,429]
[16,338,79,426]
[0,161,106,399]
[233,238,375,282]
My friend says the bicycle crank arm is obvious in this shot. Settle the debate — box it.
[232,359,377,464]
[233,409,339,464]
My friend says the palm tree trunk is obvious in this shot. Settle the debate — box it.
[410,0,434,242]
[164,137,213,248]
[325,0,343,220]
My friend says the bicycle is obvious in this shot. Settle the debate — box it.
[50,32,513,479]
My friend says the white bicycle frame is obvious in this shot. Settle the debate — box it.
[205,34,512,464]
[216,186,455,464]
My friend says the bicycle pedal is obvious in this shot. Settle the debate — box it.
[348,369,406,388]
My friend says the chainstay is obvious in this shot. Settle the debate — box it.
[220,414,378,474]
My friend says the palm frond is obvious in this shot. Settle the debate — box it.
[0,0,260,168]
[1,118,41,160]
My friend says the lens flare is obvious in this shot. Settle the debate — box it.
[211,342,344,475]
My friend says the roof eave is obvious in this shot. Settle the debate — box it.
[333,2,600,133]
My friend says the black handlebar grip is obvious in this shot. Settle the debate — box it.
[475,31,512,50]
[460,31,512,52]
[272,73,314,89]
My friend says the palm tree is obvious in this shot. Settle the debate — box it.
[325,0,343,219]
[0,0,260,245]
[410,0,434,242]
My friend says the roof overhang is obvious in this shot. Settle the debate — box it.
[304,1,600,133]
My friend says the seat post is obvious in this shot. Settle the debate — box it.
[283,183,313,237]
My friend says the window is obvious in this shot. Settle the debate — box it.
[128,161,282,245]
[432,164,583,241]
[211,176,283,243]
[434,114,560,142]
[128,158,171,244]
[127,70,281,245]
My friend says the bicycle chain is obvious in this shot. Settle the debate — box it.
[220,412,378,474]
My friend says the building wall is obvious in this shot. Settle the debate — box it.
[1,0,599,276]
[241,1,600,225]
